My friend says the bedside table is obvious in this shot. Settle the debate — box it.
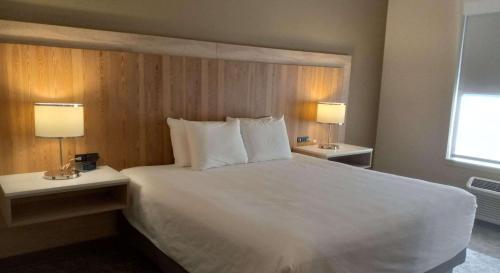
[293,143,373,169]
[0,166,129,227]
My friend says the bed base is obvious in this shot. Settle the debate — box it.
[118,215,466,273]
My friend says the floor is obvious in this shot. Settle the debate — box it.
[0,220,498,273]
[0,239,159,273]
[468,220,500,259]
[456,220,500,273]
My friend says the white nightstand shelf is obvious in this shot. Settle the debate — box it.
[0,166,129,227]
[293,143,373,169]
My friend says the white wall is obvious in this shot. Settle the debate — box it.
[375,0,500,188]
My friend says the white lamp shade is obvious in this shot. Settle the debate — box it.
[34,103,84,138]
[316,102,346,124]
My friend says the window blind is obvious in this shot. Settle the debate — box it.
[460,12,500,95]
[448,12,500,169]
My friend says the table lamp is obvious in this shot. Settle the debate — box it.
[34,103,84,180]
[316,102,346,150]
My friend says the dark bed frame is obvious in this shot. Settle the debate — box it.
[118,216,466,273]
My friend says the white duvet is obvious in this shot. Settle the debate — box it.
[121,154,476,273]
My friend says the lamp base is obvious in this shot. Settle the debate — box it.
[318,143,340,150]
[43,169,80,180]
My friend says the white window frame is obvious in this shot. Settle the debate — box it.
[446,16,500,171]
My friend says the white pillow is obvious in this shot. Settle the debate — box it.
[227,116,292,162]
[167,118,191,167]
[184,119,248,170]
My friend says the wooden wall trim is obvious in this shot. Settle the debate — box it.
[215,43,351,68]
[0,20,352,68]
[0,44,348,175]
[0,20,217,59]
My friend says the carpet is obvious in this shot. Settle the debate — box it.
[455,249,500,273]
[0,238,160,273]
[1,238,499,273]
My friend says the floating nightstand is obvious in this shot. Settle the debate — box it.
[0,166,129,227]
[293,143,373,169]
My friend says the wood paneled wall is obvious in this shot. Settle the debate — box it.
[0,43,347,175]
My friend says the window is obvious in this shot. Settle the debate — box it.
[448,12,500,169]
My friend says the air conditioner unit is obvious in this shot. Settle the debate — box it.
[466,177,500,225]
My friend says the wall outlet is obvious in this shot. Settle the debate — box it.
[297,136,310,143]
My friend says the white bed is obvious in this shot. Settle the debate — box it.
[121,153,476,273]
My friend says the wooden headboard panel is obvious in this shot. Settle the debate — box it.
[0,21,351,175]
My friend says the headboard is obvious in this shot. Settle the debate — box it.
[0,20,351,175]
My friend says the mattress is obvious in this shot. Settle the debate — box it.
[121,153,476,273]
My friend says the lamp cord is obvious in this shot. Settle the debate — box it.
[61,158,76,172]
[59,137,64,170]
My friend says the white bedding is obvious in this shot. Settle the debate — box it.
[121,154,476,273]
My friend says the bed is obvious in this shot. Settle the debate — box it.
[121,153,476,273]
